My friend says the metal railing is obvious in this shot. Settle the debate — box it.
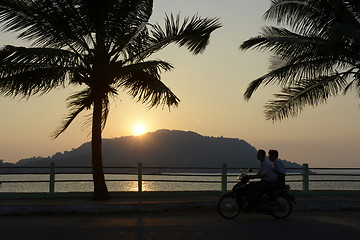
[1,163,360,195]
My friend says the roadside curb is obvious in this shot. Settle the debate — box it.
[0,200,216,215]
[1,196,360,215]
[293,200,360,211]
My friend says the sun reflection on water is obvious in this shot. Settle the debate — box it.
[106,179,158,192]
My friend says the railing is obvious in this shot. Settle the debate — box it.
[0,163,360,196]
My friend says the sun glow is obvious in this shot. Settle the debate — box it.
[133,124,146,136]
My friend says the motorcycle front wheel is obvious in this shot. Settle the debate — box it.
[270,195,292,219]
[217,194,240,219]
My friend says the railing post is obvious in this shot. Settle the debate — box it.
[302,163,309,192]
[49,162,55,194]
[138,163,142,192]
[221,163,227,193]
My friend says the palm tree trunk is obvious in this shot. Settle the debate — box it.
[91,97,110,200]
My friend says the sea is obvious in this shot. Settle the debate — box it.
[0,169,359,193]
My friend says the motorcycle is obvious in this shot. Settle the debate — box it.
[217,169,295,219]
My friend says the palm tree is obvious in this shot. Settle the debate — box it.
[240,0,360,121]
[0,0,221,200]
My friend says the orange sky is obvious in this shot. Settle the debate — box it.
[0,0,359,167]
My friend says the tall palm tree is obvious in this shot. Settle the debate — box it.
[0,0,221,200]
[240,0,360,121]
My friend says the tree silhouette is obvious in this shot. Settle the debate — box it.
[0,0,221,200]
[240,0,360,121]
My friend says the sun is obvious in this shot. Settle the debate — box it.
[133,124,146,136]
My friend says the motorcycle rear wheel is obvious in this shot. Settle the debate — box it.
[270,195,292,219]
[217,194,241,219]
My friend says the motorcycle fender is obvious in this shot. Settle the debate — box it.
[283,192,296,203]
[222,191,236,198]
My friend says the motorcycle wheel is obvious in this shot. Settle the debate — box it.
[217,194,240,219]
[270,195,292,219]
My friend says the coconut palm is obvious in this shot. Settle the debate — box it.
[0,0,221,200]
[240,0,360,121]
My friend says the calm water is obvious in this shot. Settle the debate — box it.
[1,170,359,193]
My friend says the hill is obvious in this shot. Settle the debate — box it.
[12,130,302,172]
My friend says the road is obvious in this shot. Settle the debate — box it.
[1,209,359,240]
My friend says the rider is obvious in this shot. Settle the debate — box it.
[244,149,277,208]
[249,149,277,189]
[269,149,286,188]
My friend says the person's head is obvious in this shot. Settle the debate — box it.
[268,149,279,162]
[257,149,266,162]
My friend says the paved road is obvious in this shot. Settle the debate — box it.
[1,209,359,240]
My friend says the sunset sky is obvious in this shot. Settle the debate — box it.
[0,0,359,168]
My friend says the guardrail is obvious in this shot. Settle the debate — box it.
[0,163,360,195]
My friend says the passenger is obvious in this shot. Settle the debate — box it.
[269,149,286,188]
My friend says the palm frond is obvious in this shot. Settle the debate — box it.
[241,23,359,101]
[244,76,268,100]
[86,0,153,56]
[109,22,147,62]
[264,0,323,34]
[54,87,117,139]
[0,45,78,98]
[141,13,221,58]
[0,0,92,55]
[51,88,93,139]
[0,45,79,68]
[111,60,173,80]
[115,60,179,109]
[240,26,332,59]
[110,25,151,64]
[265,74,349,120]
[344,76,360,97]
[265,0,360,36]
[243,55,350,100]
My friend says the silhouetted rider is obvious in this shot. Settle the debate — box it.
[248,149,277,189]
[242,149,277,209]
